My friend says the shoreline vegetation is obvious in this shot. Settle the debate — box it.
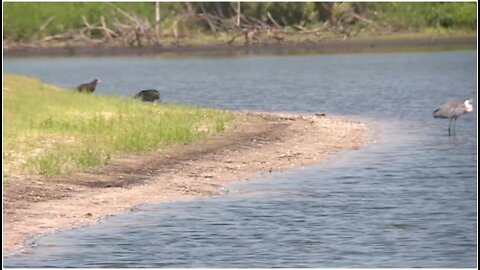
[3,73,234,177]
[4,35,477,58]
[3,75,368,255]
[3,2,477,57]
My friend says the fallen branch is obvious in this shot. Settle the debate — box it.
[199,4,218,34]
[82,16,91,28]
[293,24,307,31]
[352,13,374,25]
[107,3,141,25]
[246,15,269,28]
[297,21,330,34]
[100,16,116,39]
[267,12,281,29]
[39,16,56,31]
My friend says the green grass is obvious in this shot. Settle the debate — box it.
[370,2,477,30]
[2,2,160,41]
[3,73,234,176]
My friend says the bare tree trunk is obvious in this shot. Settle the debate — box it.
[155,2,161,33]
[185,2,195,14]
[154,2,161,44]
[236,2,241,27]
[215,2,225,18]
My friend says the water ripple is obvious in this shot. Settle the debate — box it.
[3,50,477,268]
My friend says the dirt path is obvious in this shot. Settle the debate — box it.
[3,112,369,255]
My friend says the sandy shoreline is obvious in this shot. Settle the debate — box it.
[3,112,369,255]
[3,36,476,58]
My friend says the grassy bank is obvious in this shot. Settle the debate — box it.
[3,74,234,176]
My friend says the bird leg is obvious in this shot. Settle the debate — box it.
[448,118,453,135]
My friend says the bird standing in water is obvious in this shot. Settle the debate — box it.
[433,98,474,135]
[77,78,100,93]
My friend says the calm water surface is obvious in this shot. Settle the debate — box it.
[3,50,477,267]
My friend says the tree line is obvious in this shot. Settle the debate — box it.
[3,2,477,46]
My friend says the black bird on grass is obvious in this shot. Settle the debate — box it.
[134,89,161,103]
[433,98,474,135]
[77,78,100,93]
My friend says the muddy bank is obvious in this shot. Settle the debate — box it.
[3,112,368,255]
[3,36,476,58]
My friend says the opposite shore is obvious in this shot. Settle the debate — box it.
[3,35,476,58]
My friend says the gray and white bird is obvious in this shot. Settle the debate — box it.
[433,98,474,135]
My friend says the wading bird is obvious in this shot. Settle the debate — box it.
[77,78,100,93]
[134,89,161,103]
[433,98,474,135]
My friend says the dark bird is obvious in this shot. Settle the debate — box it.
[76,78,100,93]
[433,98,474,135]
[134,89,161,103]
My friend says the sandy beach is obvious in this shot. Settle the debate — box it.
[3,112,369,255]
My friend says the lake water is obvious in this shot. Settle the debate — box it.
[3,50,477,267]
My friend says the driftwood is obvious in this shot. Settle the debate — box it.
[199,4,219,34]
[32,16,57,41]
[293,24,307,31]
[267,12,281,29]
[39,16,56,32]
[35,4,380,48]
[40,3,157,47]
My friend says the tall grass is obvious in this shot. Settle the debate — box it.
[370,2,477,30]
[3,73,234,176]
[2,2,186,41]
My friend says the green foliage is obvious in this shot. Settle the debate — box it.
[370,2,477,30]
[3,73,234,176]
[3,2,155,40]
[2,2,477,42]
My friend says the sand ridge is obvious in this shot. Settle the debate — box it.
[3,112,369,255]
